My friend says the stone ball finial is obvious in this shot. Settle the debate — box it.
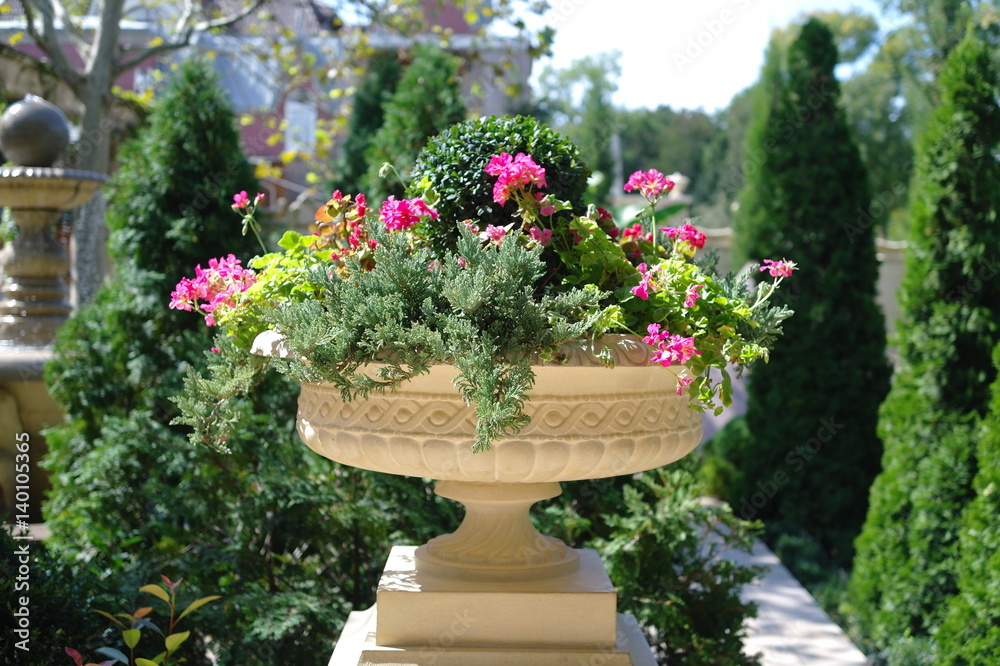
[0,95,72,167]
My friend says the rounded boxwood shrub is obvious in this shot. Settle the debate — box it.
[407,115,591,257]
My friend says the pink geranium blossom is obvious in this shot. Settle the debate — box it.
[483,224,509,243]
[642,323,701,367]
[662,223,706,249]
[170,254,256,326]
[527,226,553,245]
[759,259,797,278]
[675,375,694,396]
[621,223,652,242]
[631,262,652,300]
[624,169,675,200]
[379,196,439,231]
[485,152,548,205]
[684,284,705,308]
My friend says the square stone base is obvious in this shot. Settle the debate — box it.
[327,546,657,665]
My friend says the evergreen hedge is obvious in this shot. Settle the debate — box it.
[362,43,466,201]
[731,18,891,568]
[848,31,1000,653]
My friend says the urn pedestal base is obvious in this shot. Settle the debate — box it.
[328,546,656,665]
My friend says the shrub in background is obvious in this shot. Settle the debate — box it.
[732,18,891,568]
[331,50,402,196]
[362,43,466,201]
[848,31,1000,654]
[41,58,457,664]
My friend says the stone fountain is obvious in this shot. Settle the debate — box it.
[0,95,106,520]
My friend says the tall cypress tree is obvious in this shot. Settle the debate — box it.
[937,342,1000,664]
[732,18,891,568]
[848,31,1000,651]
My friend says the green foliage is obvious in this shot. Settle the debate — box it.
[331,50,403,196]
[698,415,751,499]
[848,31,1000,652]
[536,52,622,205]
[41,59,435,664]
[407,114,591,257]
[538,460,764,665]
[66,576,220,666]
[934,340,1000,664]
[732,18,891,568]
[362,43,466,202]
[0,528,111,664]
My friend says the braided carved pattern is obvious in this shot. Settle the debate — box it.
[297,364,702,483]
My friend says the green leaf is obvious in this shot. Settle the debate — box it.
[96,646,130,663]
[176,595,222,622]
[164,630,190,653]
[123,628,141,649]
[136,659,160,666]
[94,609,126,628]
[140,584,171,603]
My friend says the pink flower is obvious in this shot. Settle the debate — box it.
[456,256,467,268]
[675,376,694,395]
[642,323,701,367]
[484,224,508,243]
[254,192,265,206]
[540,204,557,217]
[624,169,675,200]
[662,223,706,249]
[527,226,553,245]
[170,254,256,326]
[486,152,548,205]
[355,193,367,218]
[760,259,797,278]
[684,284,705,308]
[621,223,651,242]
[379,196,438,231]
[631,263,652,300]
[232,191,250,210]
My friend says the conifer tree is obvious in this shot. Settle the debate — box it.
[331,50,402,195]
[362,43,466,201]
[731,18,891,568]
[937,342,1000,664]
[848,31,1000,650]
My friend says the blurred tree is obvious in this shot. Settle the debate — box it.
[537,51,621,206]
[732,18,891,569]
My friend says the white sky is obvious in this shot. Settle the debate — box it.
[530,0,897,112]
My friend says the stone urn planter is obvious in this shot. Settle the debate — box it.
[260,333,704,664]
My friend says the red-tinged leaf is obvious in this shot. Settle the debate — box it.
[93,610,126,628]
[65,647,84,666]
[140,584,170,603]
[176,595,222,622]
[133,606,154,619]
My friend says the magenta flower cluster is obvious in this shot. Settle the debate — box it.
[485,152,548,206]
[643,323,701,386]
[623,168,675,201]
[760,259,796,278]
[378,195,439,231]
[663,222,706,249]
[169,254,256,326]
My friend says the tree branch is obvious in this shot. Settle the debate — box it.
[18,0,85,95]
[116,0,270,75]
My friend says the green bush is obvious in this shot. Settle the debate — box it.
[407,114,591,257]
[331,50,402,196]
[848,31,1000,652]
[698,415,750,500]
[362,43,466,202]
[732,18,891,568]
[540,459,764,665]
[0,526,112,664]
